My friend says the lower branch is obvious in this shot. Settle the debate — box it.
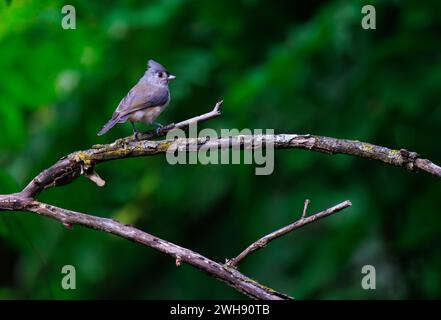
[227,200,352,267]
[0,193,292,300]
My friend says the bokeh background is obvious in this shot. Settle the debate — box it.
[0,0,440,299]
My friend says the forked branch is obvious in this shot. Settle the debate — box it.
[226,200,352,267]
[1,101,439,299]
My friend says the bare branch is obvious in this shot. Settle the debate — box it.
[301,199,310,219]
[149,99,223,138]
[0,193,291,300]
[226,200,352,268]
[20,133,441,198]
[84,169,106,187]
[108,100,223,143]
[414,158,441,177]
[3,101,440,299]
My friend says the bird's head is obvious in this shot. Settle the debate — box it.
[145,59,176,86]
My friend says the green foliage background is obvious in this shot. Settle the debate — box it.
[0,0,440,299]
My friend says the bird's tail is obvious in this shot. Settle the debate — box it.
[97,116,119,136]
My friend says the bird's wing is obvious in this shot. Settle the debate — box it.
[115,83,169,118]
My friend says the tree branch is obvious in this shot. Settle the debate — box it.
[137,99,223,140]
[226,200,352,267]
[20,122,441,199]
[0,193,291,300]
[1,102,439,299]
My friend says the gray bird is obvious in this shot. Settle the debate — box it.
[98,59,175,137]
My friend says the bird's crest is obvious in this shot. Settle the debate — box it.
[148,59,167,72]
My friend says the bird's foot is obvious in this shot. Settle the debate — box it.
[131,122,141,141]
[153,122,163,135]
[154,122,175,135]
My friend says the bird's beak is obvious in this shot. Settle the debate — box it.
[168,74,176,80]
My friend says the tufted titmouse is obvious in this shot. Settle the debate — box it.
[98,59,175,137]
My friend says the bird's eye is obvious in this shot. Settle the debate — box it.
[158,72,164,78]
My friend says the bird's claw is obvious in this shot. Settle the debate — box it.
[153,122,164,135]
[154,123,176,135]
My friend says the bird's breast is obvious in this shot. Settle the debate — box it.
[128,105,167,124]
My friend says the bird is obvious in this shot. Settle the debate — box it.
[97,59,176,137]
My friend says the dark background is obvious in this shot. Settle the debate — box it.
[0,0,440,299]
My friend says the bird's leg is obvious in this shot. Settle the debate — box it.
[153,122,163,135]
[131,122,140,140]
